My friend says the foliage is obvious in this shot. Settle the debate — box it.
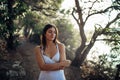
[15,0,64,45]
[0,0,28,49]
[55,18,80,60]
[0,39,8,59]
[21,11,53,44]
[80,52,119,80]
[101,27,120,54]
[22,11,40,38]
[23,0,63,17]
[0,0,63,49]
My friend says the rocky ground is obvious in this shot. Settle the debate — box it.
[16,37,39,80]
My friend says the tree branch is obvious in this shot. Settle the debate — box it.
[87,0,98,17]
[72,8,80,26]
[85,6,120,23]
[75,0,87,44]
[88,13,120,49]
[96,39,120,42]
[75,0,84,26]
[101,13,120,34]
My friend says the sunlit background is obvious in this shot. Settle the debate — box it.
[61,0,114,61]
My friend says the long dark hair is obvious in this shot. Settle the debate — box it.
[41,24,58,50]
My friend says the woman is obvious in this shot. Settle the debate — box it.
[34,24,71,80]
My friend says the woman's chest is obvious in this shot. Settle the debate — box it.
[43,51,60,63]
[44,47,58,59]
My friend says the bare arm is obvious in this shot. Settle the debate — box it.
[58,43,71,67]
[34,46,66,71]
[59,43,66,61]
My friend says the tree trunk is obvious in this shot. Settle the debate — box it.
[6,0,14,50]
[71,30,99,67]
[65,66,82,80]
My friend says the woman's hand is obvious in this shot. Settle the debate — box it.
[64,60,71,67]
[59,60,71,67]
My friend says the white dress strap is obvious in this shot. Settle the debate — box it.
[56,44,59,51]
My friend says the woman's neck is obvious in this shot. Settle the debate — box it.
[46,41,55,48]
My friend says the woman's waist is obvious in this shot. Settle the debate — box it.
[40,70,64,74]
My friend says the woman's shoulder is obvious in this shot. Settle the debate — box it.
[57,42,65,48]
[34,45,42,51]
[34,45,40,49]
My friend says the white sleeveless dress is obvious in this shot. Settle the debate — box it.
[38,44,66,80]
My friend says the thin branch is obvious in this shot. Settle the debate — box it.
[96,39,120,42]
[101,13,120,34]
[85,6,120,23]
[90,13,120,44]
[106,13,120,28]
[86,0,98,24]
[72,8,80,26]
[87,0,98,17]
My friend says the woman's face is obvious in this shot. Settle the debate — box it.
[45,27,56,41]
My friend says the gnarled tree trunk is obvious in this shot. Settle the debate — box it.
[68,0,120,79]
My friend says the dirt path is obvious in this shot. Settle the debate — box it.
[17,38,40,80]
